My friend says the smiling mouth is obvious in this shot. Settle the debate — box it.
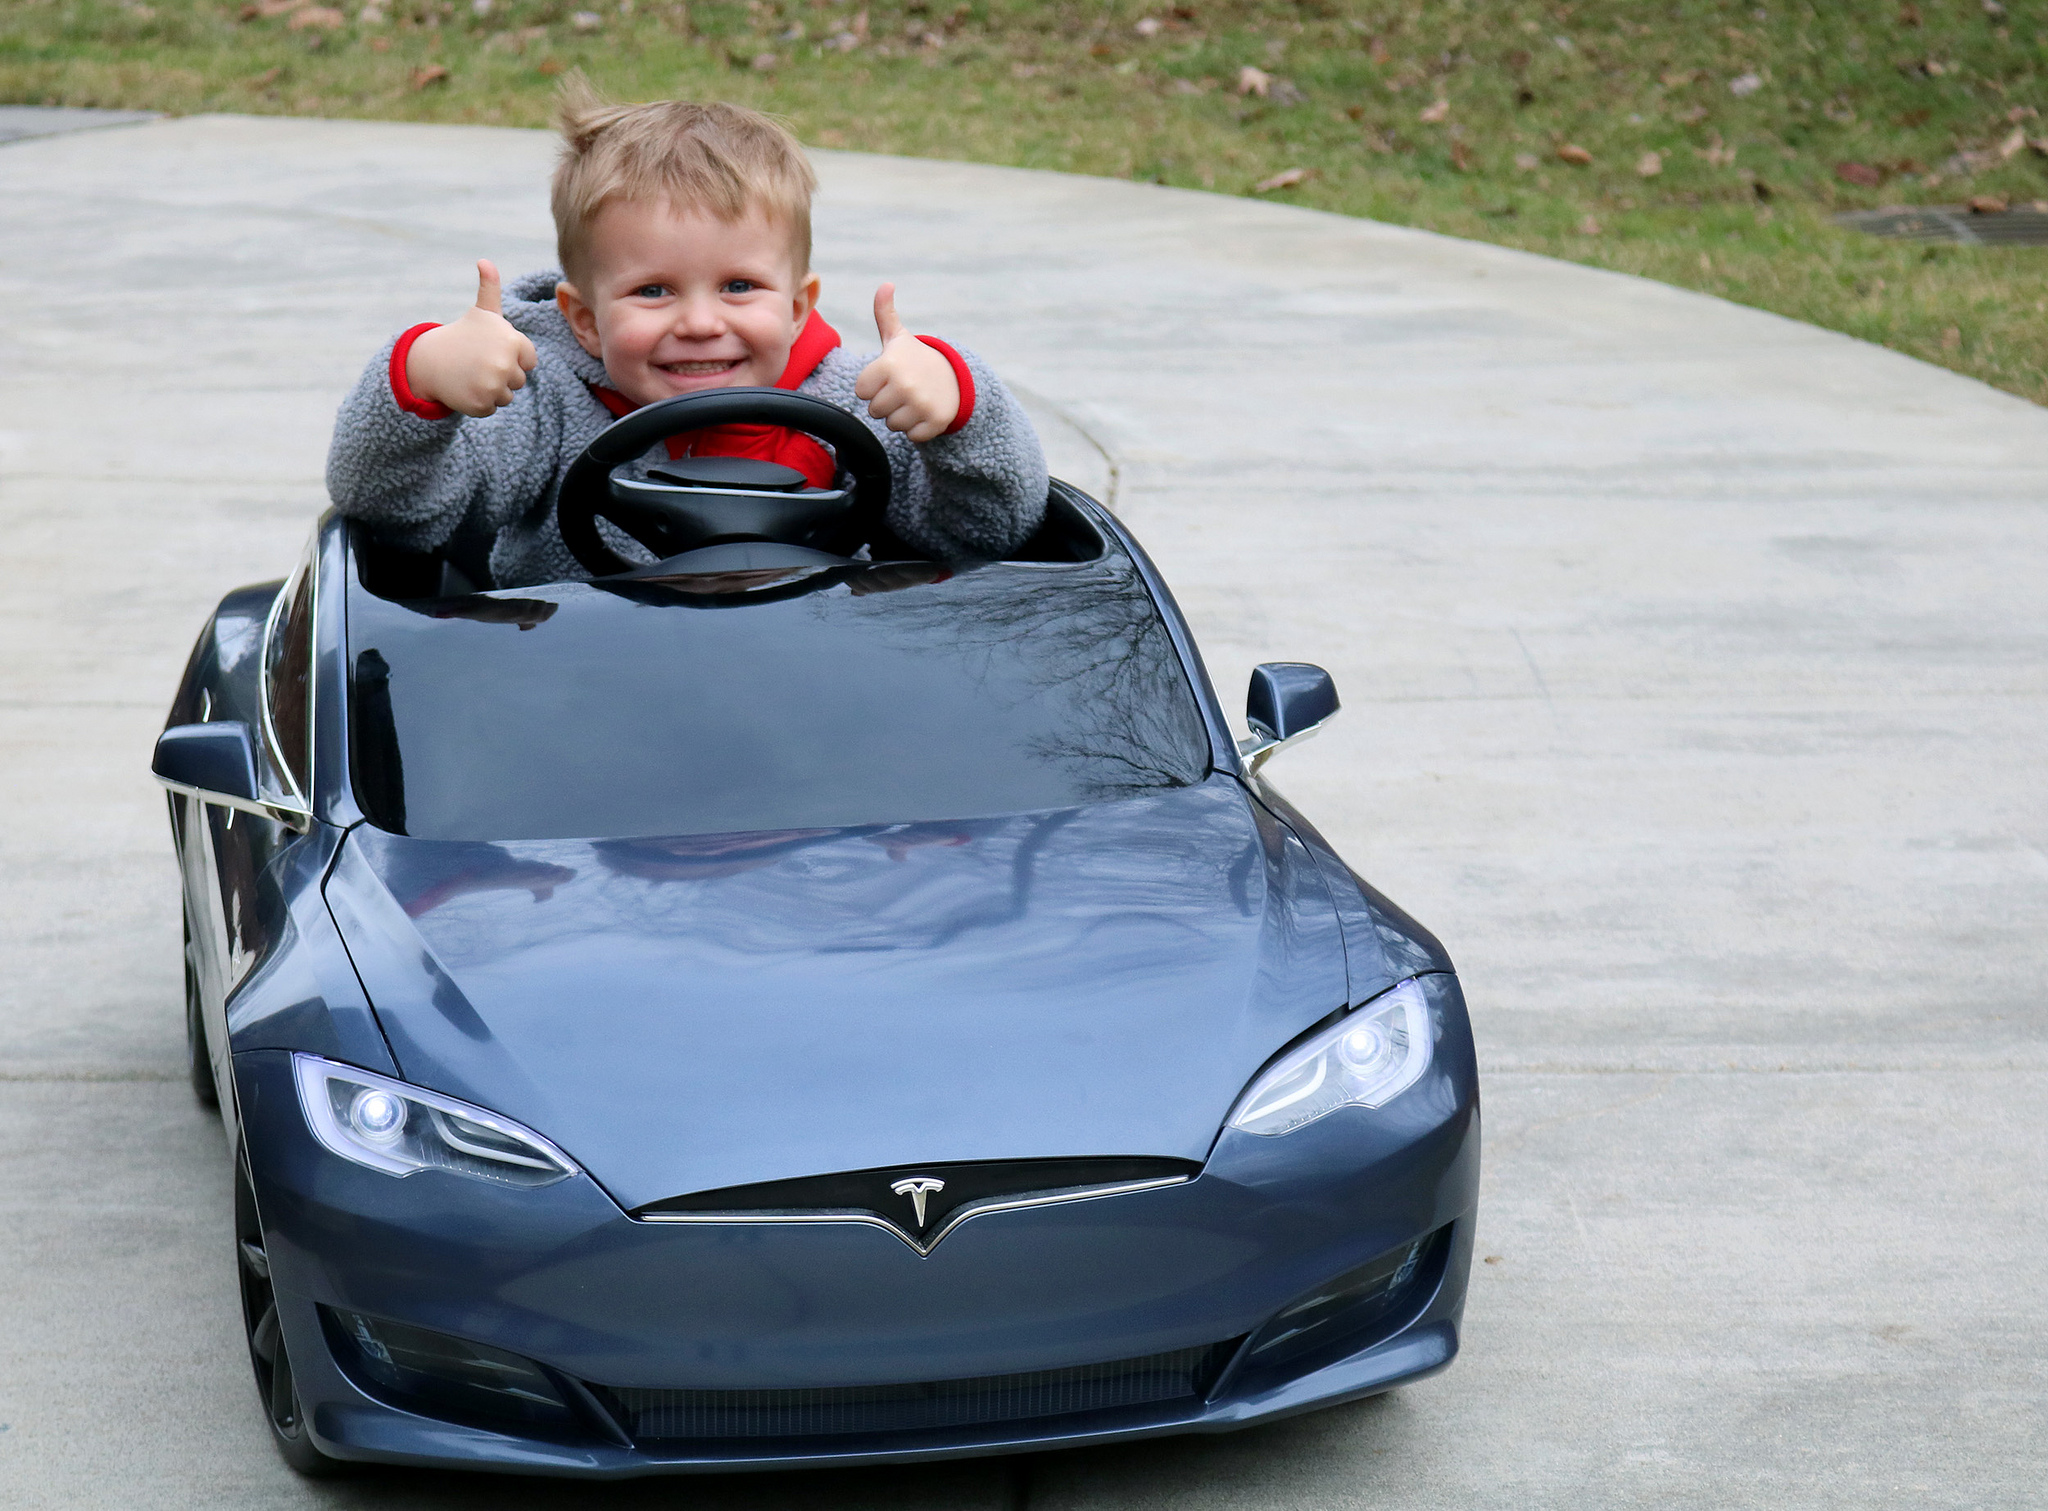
[660,359,743,376]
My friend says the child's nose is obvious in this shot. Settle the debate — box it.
[672,293,728,337]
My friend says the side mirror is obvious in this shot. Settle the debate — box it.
[1239,663,1339,774]
[153,722,260,807]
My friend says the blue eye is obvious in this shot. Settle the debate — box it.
[633,284,667,299]
[723,279,759,295]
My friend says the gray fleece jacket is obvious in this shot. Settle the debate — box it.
[325,270,1048,587]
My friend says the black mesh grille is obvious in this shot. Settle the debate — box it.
[600,1339,1239,1443]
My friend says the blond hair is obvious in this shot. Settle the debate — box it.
[551,79,817,284]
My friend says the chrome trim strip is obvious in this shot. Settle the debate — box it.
[1235,716,1330,778]
[152,774,310,828]
[257,549,314,814]
[636,1175,1192,1256]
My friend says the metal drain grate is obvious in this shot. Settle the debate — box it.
[1835,205,2048,246]
[597,1339,1241,1442]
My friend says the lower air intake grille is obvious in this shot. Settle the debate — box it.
[600,1339,1239,1442]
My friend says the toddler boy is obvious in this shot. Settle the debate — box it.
[327,91,1048,589]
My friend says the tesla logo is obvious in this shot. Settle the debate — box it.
[888,1177,946,1229]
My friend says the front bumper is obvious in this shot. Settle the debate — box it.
[234,1031,1479,1476]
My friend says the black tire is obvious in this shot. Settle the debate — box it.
[184,914,218,1109]
[235,1158,348,1478]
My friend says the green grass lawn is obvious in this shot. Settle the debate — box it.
[11,0,2048,402]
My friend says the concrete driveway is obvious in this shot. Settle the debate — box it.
[1,112,2042,1510]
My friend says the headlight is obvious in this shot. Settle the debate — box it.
[1228,977,1435,1136]
[293,1054,578,1187]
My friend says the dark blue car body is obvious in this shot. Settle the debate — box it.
[163,485,1479,1476]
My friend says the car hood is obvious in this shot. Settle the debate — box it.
[322,776,1347,1211]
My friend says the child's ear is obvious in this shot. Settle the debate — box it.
[792,271,822,326]
[555,281,604,359]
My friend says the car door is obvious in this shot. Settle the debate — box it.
[192,548,318,1126]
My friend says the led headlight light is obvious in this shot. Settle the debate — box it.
[1228,977,1436,1136]
[293,1054,578,1187]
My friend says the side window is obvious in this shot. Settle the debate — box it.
[264,566,315,800]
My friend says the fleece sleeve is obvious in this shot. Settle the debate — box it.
[323,331,581,558]
[806,346,1049,561]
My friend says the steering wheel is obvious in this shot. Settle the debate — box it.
[556,387,893,578]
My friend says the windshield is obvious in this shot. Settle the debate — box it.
[345,554,1214,842]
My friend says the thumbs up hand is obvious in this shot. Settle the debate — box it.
[853,283,960,443]
[403,260,541,418]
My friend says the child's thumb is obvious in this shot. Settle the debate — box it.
[475,259,504,316]
[873,282,906,343]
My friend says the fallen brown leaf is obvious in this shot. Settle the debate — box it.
[1674,103,1709,124]
[1556,142,1592,166]
[252,0,303,15]
[368,35,390,51]
[751,51,778,70]
[2008,105,2039,123]
[1942,325,1961,350]
[1577,214,1601,235]
[1898,1,1920,24]
[1636,150,1663,178]
[1998,126,2028,160]
[1513,151,1539,171]
[1252,167,1309,193]
[1450,141,1472,171]
[536,56,564,74]
[411,64,450,89]
[286,4,343,28]
[1418,97,1449,124]
[1659,68,1696,87]
[247,65,283,86]
[1968,194,2009,213]
[1834,161,1884,187]
[1236,65,1271,98]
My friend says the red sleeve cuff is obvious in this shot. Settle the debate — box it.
[390,323,454,420]
[915,336,976,436]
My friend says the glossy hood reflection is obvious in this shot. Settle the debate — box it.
[322,777,1347,1210]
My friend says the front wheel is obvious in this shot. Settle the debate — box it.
[235,1158,346,1477]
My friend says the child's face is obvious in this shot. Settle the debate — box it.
[556,198,820,407]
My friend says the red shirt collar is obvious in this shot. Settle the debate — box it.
[778,309,841,389]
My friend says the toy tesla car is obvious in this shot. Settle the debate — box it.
[154,390,1478,1477]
